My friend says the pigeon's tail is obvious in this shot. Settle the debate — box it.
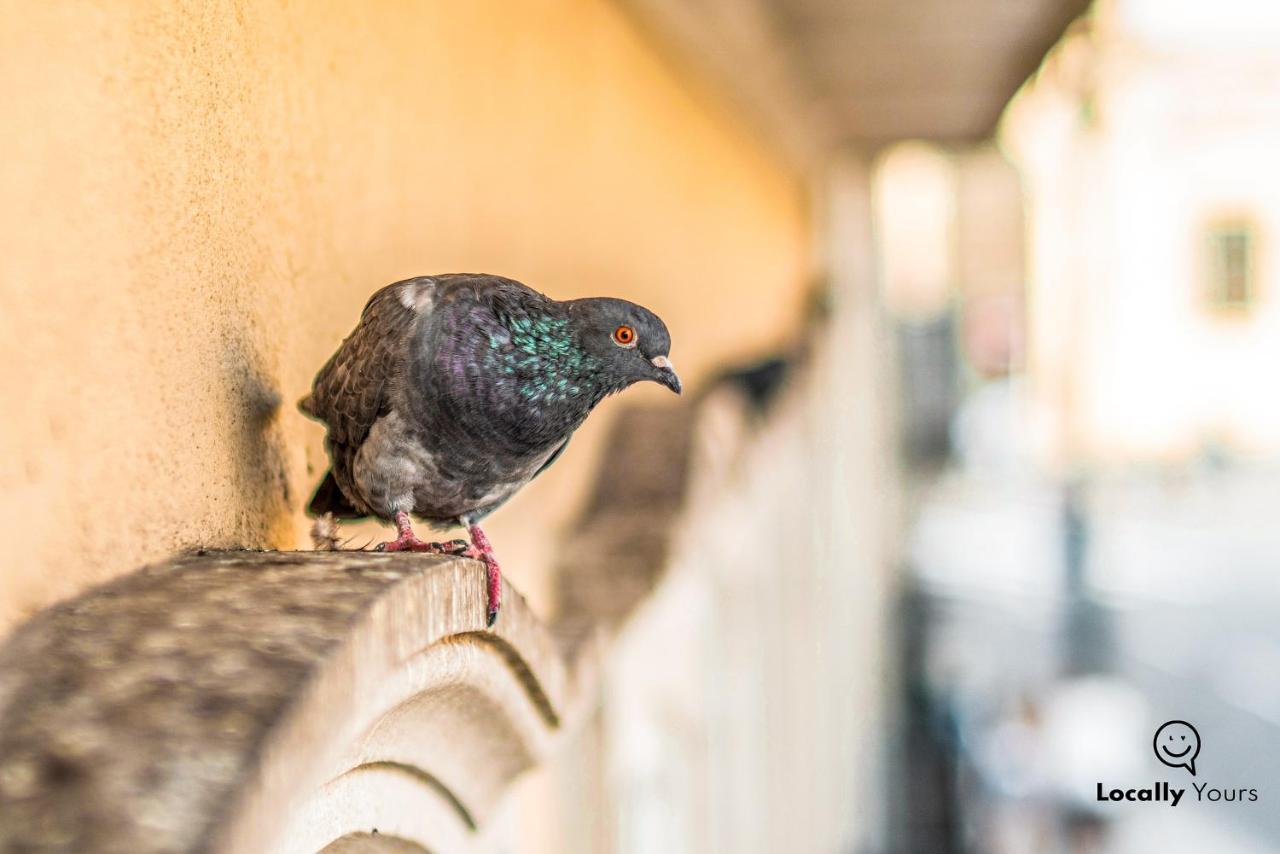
[307,470,365,519]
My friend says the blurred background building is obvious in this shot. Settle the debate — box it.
[3,0,1279,852]
[1005,0,1280,466]
[891,2,1280,853]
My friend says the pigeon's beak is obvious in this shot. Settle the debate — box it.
[650,355,682,395]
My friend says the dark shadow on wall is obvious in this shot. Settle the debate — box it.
[221,332,293,547]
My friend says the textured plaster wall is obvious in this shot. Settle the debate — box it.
[0,0,809,635]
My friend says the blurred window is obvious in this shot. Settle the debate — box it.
[1204,219,1257,309]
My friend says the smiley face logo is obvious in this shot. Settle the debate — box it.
[1153,720,1200,776]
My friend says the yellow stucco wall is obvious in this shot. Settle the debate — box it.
[0,0,809,634]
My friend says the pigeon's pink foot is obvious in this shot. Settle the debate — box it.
[376,536,469,554]
[376,511,470,555]
[467,524,502,628]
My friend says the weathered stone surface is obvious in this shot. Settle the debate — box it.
[0,551,574,853]
[0,403,696,854]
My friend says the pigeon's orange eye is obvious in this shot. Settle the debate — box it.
[612,325,637,348]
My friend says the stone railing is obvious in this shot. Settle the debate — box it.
[0,403,694,854]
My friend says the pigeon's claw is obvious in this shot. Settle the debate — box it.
[382,513,502,627]
[377,512,472,554]
[374,534,450,553]
[467,524,502,628]
[440,539,472,554]
[374,536,415,552]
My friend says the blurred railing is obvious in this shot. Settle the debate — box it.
[0,404,695,854]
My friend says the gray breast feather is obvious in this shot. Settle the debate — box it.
[352,410,560,524]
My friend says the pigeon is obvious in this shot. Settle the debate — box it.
[299,274,681,626]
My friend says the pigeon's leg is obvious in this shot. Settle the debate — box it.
[375,511,470,555]
[466,524,502,627]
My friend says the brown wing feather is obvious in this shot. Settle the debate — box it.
[304,281,422,448]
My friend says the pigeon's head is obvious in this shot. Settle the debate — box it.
[568,297,681,395]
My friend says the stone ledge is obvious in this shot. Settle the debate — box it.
[0,550,590,853]
[0,402,694,853]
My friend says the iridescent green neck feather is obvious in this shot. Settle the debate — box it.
[486,313,606,407]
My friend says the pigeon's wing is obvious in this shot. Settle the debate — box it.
[304,278,435,448]
[306,469,363,518]
[532,435,571,481]
[305,273,545,450]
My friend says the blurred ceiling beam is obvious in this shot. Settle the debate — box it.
[618,0,837,170]
[621,0,1092,160]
